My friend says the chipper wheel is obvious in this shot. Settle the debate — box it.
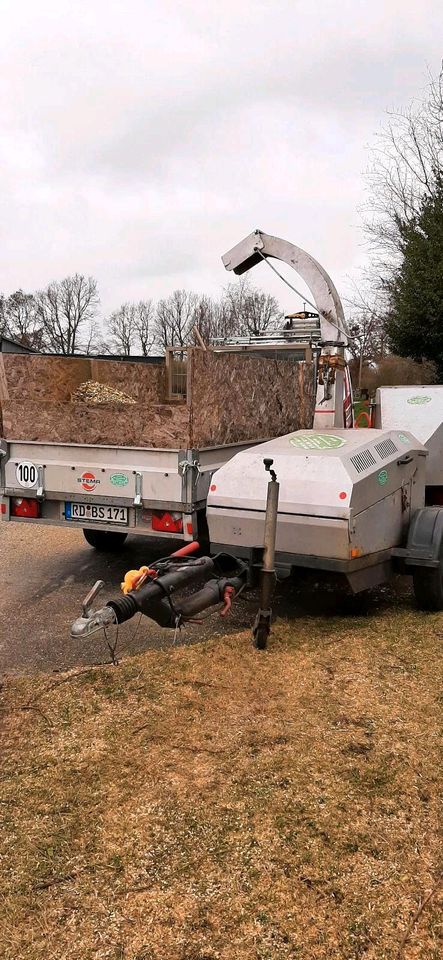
[83,529,128,552]
[413,565,443,611]
[410,507,443,611]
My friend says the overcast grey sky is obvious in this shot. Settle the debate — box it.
[1,0,442,317]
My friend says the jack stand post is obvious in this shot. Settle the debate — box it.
[252,458,280,649]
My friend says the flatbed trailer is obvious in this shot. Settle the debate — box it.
[0,436,254,543]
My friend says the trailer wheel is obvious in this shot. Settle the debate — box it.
[413,566,443,611]
[404,508,443,611]
[83,529,128,551]
[253,623,269,650]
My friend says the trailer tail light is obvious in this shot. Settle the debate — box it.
[151,511,183,534]
[11,497,40,519]
[1,503,6,515]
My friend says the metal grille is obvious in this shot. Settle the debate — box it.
[350,449,376,473]
[168,353,187,399]
[375,438,398,459]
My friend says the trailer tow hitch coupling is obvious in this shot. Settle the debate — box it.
[71,580,118,638]
[70,544,247,640]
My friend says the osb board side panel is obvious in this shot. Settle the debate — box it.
[0,355,10,403]
[89,359,166,402]
[2,402,191,449]
[2,355,92,401]
[189,352,315,447]
[0,356,6,437]
[3,355,168,404]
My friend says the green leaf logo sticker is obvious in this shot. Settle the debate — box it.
[289,433,346,450]
[378,469,388,485]
[407,395,431,405]
[110,473,129,486]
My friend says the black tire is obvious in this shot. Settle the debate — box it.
[413,566,443,611]
[252,623,269,650]
[83,528,128,552]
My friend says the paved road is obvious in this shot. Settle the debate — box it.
[0,521,259,676]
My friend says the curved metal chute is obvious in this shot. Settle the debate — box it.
[222,229,348,345]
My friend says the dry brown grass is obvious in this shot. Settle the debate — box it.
[1,601,443,960]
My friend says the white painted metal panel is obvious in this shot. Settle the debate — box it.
[4,442,183,503]
[376,386,443,486]
[208,507,350,559]
[207,428,427,561]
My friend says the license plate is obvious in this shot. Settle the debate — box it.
[65,502,128,525]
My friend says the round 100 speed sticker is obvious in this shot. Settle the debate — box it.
[16,460,38,488]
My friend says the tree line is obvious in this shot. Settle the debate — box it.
[350,63,443,384]
[0,276,282,356]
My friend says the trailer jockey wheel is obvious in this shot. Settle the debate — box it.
[83,529,128,552]
[253,619,270,650]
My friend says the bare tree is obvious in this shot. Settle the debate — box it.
[190,294,235,343]
[155,290,199,349]
[133,300,156,355]
[36,274,99,354]
[0,290,44,347]
[222,277,283,336]
[363,64,443,274]
[0,296,6,337]
[106,300,156,356]
[345,285,388,389]
[107,303,137,355]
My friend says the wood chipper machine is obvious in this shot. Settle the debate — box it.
[71,230,443,649]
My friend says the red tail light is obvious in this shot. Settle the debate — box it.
[151,511,183,533]
[0,503,6,515]
[11,497,40,518]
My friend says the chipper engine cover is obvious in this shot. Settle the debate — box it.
[207,429,427,591]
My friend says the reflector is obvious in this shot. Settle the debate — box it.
[11,497,40,518]
[151,511,183,533]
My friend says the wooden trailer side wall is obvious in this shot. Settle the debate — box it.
[188,351,315,447]
[0,351,315,449]
[2,355,92,401]
[89,359,165,403]
[1,401,191,448]
[0,354,190,447]
[2,354,166,404]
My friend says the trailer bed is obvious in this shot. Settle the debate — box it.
[0,349,314,542]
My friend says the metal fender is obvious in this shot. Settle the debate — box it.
[396,507,443,568]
